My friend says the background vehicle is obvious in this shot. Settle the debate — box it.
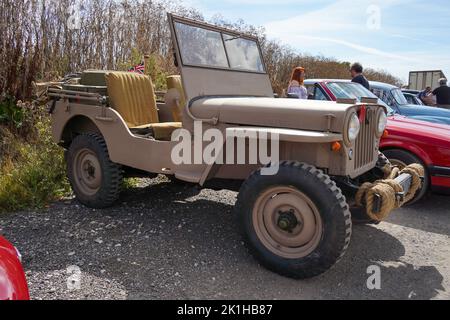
[305,79,450,202]
[409,70,446,91]
[48,15,420,279]
[402,89,420,95]
[403,92,425,106]
[370,81,450,124]
[0,236,30,300]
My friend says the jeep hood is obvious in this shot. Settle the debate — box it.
[190,97,361,133]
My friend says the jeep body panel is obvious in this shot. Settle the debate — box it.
[52,97,370,184]
[51,97,367,183]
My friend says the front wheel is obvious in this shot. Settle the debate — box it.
[235,162,352,279]
[67,133,123,209]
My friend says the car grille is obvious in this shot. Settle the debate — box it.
[354,109,376,170]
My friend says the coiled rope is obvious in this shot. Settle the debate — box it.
[355,163,424,222]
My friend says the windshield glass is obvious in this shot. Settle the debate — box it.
[174,21,265,73]
[175,22,229,68]
[326,82,377,100]
[223,34,265,72]
[327,82,395,115]
[391,88,409,105]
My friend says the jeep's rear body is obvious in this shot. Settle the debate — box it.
[50,14,384,185]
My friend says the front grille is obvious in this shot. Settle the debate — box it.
[354,108,376,170]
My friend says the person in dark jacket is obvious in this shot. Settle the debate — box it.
[350,62,370,90]
[433,78,450,109]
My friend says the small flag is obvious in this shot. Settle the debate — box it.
[128,62,145,74]
[359,105,367,123]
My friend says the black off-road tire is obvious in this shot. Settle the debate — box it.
[235,161,352,279]
[383,149,428,204]
[67,133,123,209]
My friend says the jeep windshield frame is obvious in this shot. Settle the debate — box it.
[171,17,267,74]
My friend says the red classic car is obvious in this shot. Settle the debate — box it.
[0,236,30,300]
[304,79,450,203]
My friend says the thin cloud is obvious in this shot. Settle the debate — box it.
[287,35,421,63]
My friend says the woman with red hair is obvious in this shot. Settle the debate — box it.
[287,67,307,100]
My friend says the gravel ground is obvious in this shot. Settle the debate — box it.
[1,175,449,300]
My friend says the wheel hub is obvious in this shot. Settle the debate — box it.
[83,160,96,180]
[277,210,300,233]
[252,186,323,259]
[73,149,102,196]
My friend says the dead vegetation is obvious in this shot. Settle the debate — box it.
[1,0,402,100]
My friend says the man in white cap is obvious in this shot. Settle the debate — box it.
[432,78,450,109]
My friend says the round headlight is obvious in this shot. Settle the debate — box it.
[377,110,388,137]
[348,113,361,142]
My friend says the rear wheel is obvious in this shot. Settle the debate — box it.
[67,133,123,209]
[236,162,352,279]
[383,149,428,204]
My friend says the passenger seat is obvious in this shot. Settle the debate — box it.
[105,72,182,141]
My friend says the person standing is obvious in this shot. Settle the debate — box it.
[287,67,308,100]
[350,62,370,90]
[418,87,435,106]
[432,78,450,109]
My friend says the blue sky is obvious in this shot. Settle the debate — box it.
[183,0,450,83]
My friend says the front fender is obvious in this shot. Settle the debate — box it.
[380,139,433,166]
[0,251,29,300]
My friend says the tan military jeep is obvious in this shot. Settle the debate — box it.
[49,14,423,279]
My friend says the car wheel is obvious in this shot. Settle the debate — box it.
[235,161,352,279]
[383,149,429,204]
[67,133,123,209]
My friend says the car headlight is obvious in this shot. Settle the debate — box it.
[376,109,388,137]
[347,113,361,142]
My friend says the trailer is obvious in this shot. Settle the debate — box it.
[408,70,446,91]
